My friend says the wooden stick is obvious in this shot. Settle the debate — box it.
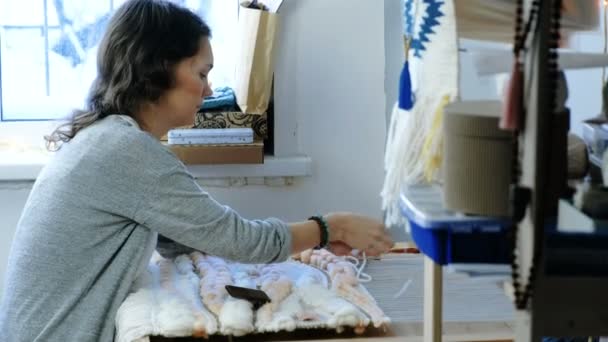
[423,256,442,342]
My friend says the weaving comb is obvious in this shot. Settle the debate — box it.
[225,285,271,310]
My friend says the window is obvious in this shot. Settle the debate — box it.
[0,0,238,121]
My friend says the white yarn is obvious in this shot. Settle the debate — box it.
[381,101,434,228]
[219,299,255,336]
[345,252,372,283]
[115,259,218,342]
[117,254,387,340]
[347,253,412,299]
[393,279,413,299]
[296,283,370,331]
[381,0,460,229]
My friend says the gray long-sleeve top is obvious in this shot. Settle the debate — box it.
[0,115,292,342]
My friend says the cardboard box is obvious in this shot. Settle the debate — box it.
[165,141,264,165]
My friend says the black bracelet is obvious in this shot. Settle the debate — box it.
[308,215,329,250]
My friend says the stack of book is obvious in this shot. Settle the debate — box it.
[162,128,263,165]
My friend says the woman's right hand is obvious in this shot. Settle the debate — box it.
[324,212,394,256]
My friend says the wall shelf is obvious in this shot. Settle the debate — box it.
[471,49,608,75]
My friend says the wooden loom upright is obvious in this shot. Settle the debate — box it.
[513,0,608,340]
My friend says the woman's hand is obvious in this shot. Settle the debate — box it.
[324,212,394,256]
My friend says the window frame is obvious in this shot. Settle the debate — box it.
[0,0,110,122]
[0,0,305,176]
[0,0,237,123]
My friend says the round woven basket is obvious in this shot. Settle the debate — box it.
[443,100,512,217]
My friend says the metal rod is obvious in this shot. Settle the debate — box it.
[2,25,61,29]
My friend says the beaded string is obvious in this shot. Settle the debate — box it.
[509,0,562,311]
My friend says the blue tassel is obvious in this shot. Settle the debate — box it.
[398,60,414,110]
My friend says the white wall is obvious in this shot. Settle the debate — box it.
[0,0,390,295]
[209,0,387,219]
[384,0,403,124]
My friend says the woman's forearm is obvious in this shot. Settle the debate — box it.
[289,220,322,254]
[289,215,346,255]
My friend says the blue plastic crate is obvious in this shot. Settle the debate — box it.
[399,184,511,265]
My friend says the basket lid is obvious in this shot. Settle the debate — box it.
[444,100,511,138]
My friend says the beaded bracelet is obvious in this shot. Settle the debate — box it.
[308,215,329,250]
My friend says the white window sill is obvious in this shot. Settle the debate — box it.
[186,155,312,178]
[0,154,312,182]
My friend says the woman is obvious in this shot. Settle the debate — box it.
[0,0,393,341]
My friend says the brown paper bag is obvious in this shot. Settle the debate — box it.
[234,2,279,115]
